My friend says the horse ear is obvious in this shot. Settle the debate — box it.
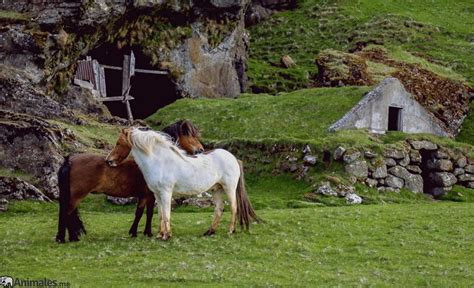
[180,120,190,136]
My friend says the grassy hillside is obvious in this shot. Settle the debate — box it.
[248,0,473,93]
[2,200,473,287]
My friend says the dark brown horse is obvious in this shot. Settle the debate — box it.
[56,120,203,243]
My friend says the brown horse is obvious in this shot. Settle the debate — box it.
[55,120,203,243]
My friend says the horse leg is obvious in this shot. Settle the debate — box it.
[129,197,146,237]
[223,185,238,234]
[66,195,87,242]
[143,194,155,237]
[204,190,224,236]
[158,191,172,241]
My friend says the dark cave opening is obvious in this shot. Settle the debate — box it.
[87,44,178,119]
[420,149,433,194]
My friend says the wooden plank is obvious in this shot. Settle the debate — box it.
[92,59,100,91]
[97,96,135,102]
[122,55,133,123]
[101,64,168,75]
[98,65,107,97]
[130,51,135,76]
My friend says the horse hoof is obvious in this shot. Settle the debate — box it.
[158,233,171,241]
[144,232,153,237]
[55,237,66,244]
[203,230,215,236]
[130,233,137,238]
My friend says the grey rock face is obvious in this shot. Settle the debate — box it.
[106,196,136,205]
[345,160,368,179]
[453,168,465,176]
[0,176,50,201]
[388,166,423,193]
[384,149,406,160]
[385,158,397,167]
[398,155,410,167]
[0,198,8,212]
[346,193,362,204]
[458,174,474,182]
[433,150,450,159]
[303,155,317,166]
[333,146,346,160]
[364,150,378,158]
[365,178,378,188]
[385,175,404,189]
[316,182,337,196]
[372,164,388,179]
[343,150,361,163]
[427,159,453,172]
[406,165,422,174]
[409,150,422,164]
[465,165,474,174]
[456,157,467,168]
[430,172,457,187]
[409,140,438,150]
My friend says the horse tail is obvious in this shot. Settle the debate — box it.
[56,156,71,243]
[56,155,86,243]
[236,160,261,231]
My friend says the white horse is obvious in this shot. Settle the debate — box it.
[106,127,259,240]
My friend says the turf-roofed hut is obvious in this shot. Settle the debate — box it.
[329,78,451,137]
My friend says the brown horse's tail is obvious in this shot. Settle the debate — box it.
[56,156,86,243]
[236,160,261,231]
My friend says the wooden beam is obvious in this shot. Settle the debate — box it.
[101,64,168,75]
[97,96,135,102]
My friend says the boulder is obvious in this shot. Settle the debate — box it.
[364,150,378,158]
[465,165,474,174]
[0,176,50,201]
[433,150,450,159]
[388,166,423,193]
[385,158,397,167]
[458,174,474,183]
[365,178,378,188]
[303,155,317,166]
[315,182,337,197]
[409,140,437,151]
[427,159,453,172]
[385,175,404,189]
[456,157,467,168]
[378,187,400,193]
[0,111,70,199]
[406,165,422,174]
[106,196,136,205]
[398,155,410,167]
[346,193,362,205]
[335,184,356,197]
[466,182,474,189]
[333,146,346,160]
[384,149,406,160]
[345,160,368,179]
[409,150,422,164]
[453,168,465,176]
[343,150,361,163]
[430,172,457,187]
[0,198,8,212]
[372,163,388,179]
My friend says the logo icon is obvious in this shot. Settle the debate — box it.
[0,276,13,287]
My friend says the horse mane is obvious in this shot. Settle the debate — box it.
[162,120,201,141]
[131,129,189,161]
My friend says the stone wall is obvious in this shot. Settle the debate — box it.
[336,140,473,196]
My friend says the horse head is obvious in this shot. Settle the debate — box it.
[106,127,133,167]
[177,120,204,155]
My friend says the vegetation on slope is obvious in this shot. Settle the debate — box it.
[248,0,473,93]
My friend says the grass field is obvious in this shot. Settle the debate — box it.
[1,199,473,287]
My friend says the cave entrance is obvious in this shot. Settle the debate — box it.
[88,45,178,120]
[420,149,433,194]
[388,106,403,131]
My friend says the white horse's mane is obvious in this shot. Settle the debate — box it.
[131,128,189,160]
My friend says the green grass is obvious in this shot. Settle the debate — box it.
[0,167,36,184]
[248,0,474,93]
[457,101,474,144]
[0,9,29,23]
[1,201,473,287]
[148,86,375,146]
